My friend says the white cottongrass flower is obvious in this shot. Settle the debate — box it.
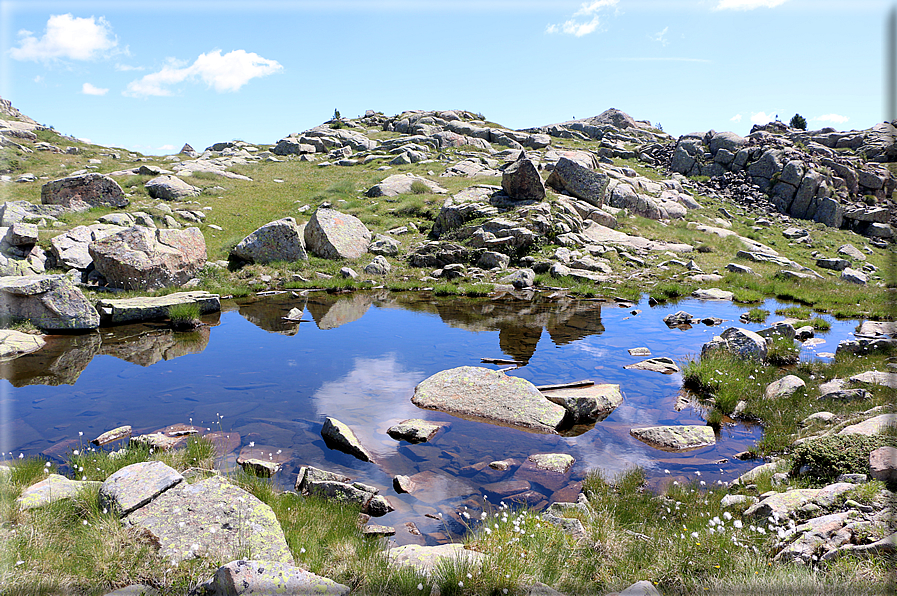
[458,581,464,588]
[723,512,732,521]
[734,520,743,529]
[691,531,699,539]
[418,584,423,591]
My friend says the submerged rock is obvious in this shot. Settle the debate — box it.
[411,366,566,434]
[629,425,716,451]
[386,419,444,444]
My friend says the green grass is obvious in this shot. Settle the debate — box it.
[742,308,770,323]
[765,334,800,365]
[167,302,201,328]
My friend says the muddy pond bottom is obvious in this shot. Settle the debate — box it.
[0,291,862,545]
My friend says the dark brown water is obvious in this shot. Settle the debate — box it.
[0,290,861,544]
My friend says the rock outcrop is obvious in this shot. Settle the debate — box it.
[89,226,207,290]
[0,274,99,329]
[41,173,128,209]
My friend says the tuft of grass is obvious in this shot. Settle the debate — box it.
[409,179,431,194]
[792,317,832,331]
[792,435,897,480]
[732,288,764,304]
[167,302,202,329]
[650,281,693,302]
[742,308,769,323]
[775,306,811,319]
[765,334,800,365]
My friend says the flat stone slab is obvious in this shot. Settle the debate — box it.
[92,425,132,446]
[17,474,102,509]
[623,357,679,374]
[100,460,184,516]
[849,371,897,387]
[321,416,375,462]
[387,543,485,576]
[541,383,623,424]
[193,560,349,595]
[411,366,566,434]
[743,488,821,520]
[386,419,444,444]
[124,476,292,565]
[96,291,220,325]
[515,453,575,491]
[692,288,734,300]
[0,329,45,360]
[839,414,897,436]
[629,425,716,451]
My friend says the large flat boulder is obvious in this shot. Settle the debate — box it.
[144,175,200,200]
[95,291,220,325]
[0,328,45,360]
[89,226,207,290]
[387,543,485,576]
[99,461,184,516]
[0,274,99,329]
[123,476,292,565]
[50,224,127,270]
[365,174,447,197]
[411,366,566,434]
[304,208,371,260]
[41,173,128,208]
[230,217,307,264]
[545,157,609,207]
[192,560,349,596]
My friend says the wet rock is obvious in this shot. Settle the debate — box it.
[321,417,375,462]
[663,311,694,326]
[0,274,99,330]
[501,156,546,201]
[0,329,45,360]
[386,419,443,444]
[541,383,623,424]
[91,425,132,446]
[96,291,220,325]
[144,175,200,200]
[17,474,102,510]
[89,226,207,290]
[624,357,679,374]
[869,446,897,482]
[100,461,184,516]
[230,217,307,264]
[191,560,349,596]
[764,375,805,400]
[545,157,609,207]
[411,366,566,434]
[304,208,371,260]
[515,453,575,492]
[124,475,292,565]
[41,173,128,208]
[393,475,416,493]
[629,425,715,451]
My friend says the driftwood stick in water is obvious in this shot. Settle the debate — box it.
[536,380,595,391]
[481,358,524,365]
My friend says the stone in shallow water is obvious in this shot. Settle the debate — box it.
[17,474,102,510]
[386,419,443,444]
[623,357,679,374]
[411,366,566,434]
[541,383,623,424]
[629,425,716,451]
[91,425,132,446]
[321,416,375,462]
[0,329,45,360]
[515,453,575,492]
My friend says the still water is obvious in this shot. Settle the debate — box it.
[0,290,862,544]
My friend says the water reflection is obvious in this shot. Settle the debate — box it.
[0,291,865,545]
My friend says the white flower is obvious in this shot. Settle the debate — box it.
[458,581,463,588]
[82,520,88,526]
[723,512,732,521]
[691,531,699,539]
[418,584,423,591]
[734,520,743,529]
[18,453,23,459]
[249,442,255,447]
[73,450,79,456]
[467,573,472,579]
[664,469,670,474]
[79,432,83,436]
[300,547,306,554]
[44,462,51,467]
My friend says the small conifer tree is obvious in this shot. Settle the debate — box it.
[789,114,807,130]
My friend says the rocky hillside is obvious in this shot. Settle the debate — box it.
[0,99,893,329]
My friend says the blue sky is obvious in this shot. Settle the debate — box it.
[0,0,890,154]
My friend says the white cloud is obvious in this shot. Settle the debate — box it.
[715,0,787,9]
[813,113,849,124]
[124,49,282,98]
[33,75,43,83]
[730,114,743,122]
[750,111,776,125]
[81,82,108,96]
[651,26,669,46]
[10,14,117,61]
[157,144,175,152]
[114,63,144,72]
[575,0,619,15]
[547,0,617,37]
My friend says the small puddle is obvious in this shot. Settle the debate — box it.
[0,291,863,545]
